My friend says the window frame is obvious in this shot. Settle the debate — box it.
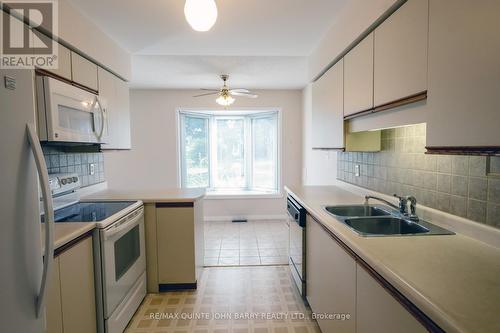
[177,108,282,197]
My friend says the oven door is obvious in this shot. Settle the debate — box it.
[101,207,145,318]
[37,76,108,144]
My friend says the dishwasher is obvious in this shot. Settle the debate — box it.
[287,195,306,297]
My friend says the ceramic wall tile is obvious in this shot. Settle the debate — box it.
[337,123,500,229]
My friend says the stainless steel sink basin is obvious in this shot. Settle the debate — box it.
[325,205,391,217]
[323,204,455,237]
[344,217,429,235]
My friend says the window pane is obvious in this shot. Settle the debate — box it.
[252,116,278,190]
[215,119,245,188]
[182,116,209,188]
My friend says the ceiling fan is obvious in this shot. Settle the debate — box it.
[193,74,258,106]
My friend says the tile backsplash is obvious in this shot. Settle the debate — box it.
[337,124,500,229]
[42,145,105,187]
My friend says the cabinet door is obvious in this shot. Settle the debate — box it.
[373,0,428,106]
[144,204,159,293]
[59,237,97,333]
[113,76,131,149]
[356,264,426,333]
[156,207,196,284]
[44,44,72,80]
[344,33,374,116]
[71,51,98,91]
[426,0,500,148]
[306,215,356,333]
[99,67,132,150]
[311,59,344,149]
[46,256,63,333]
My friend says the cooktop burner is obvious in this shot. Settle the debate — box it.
[43,201,137,223]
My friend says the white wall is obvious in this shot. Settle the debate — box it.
[309,0,398,80]
[103,89,303,219]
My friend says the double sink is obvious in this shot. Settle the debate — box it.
[324,205,454,237]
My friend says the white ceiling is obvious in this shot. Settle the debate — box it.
[68,0,349,88]
[130,55,308,89]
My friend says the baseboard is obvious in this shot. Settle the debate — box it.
[204,214,288,222]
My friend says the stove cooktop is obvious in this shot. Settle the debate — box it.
[42,201,137,223]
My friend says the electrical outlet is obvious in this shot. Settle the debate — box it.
[89,163,96,175]
[355,164,360,177]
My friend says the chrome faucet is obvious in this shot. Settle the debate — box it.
[405,195,419,221]
[364,195,402,212]
[365,194,419,221]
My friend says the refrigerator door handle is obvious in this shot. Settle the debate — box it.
[26,123,55,318]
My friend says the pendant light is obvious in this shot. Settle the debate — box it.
[184,0,218,32]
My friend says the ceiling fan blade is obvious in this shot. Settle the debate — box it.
[230,91,258,98]
[200,88,220,91]
[193,92,219,97]
[229,88,250,93]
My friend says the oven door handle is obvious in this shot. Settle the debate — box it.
[103,208,143,240]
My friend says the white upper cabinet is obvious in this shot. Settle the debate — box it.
[99,67,131,150]
[356,264,426,333]
[426,0,500,149]
[44,43,72,81]
[311,59,344,149]
[71,51,98,91]
[373,0,428,106]
[344,32,374,116]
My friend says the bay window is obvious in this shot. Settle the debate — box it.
[179,110,280,194]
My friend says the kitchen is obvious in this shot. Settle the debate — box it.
[1,0,499,333]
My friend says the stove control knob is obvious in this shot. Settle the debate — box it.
[72,177,78,182]
[67,178,73,184]
[61,179,67,185]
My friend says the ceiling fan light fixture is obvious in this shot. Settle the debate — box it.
[184,0,218,32]
[216,95,235,106]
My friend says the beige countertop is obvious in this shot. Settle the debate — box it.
[285,185,500,333]
[44,188,203,253]
[42,222,95,252]
[82,188,206,203]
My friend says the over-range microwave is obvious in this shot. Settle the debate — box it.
[36,76,108,144]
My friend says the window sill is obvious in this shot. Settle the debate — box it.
[205,190,283,200]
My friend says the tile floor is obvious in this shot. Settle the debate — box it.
[204,220,289,266]
[125,266,320,333]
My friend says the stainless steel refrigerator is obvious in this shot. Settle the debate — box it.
[0,68,55,332]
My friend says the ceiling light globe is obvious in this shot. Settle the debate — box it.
[184,0,218,32]
[216,95,235,106]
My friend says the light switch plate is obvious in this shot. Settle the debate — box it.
[355,164,360,177]
[4,76,16,90]
[89,163,96,175]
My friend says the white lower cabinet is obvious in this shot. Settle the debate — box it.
[46,237,97,333]
[306,215,356,333]
[305,213,429,333]
[356,264,426,333]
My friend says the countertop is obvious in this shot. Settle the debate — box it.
[42,222,95,253]
[285,185,500,333]
[45,188,204,252]
[82,188,206,203]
